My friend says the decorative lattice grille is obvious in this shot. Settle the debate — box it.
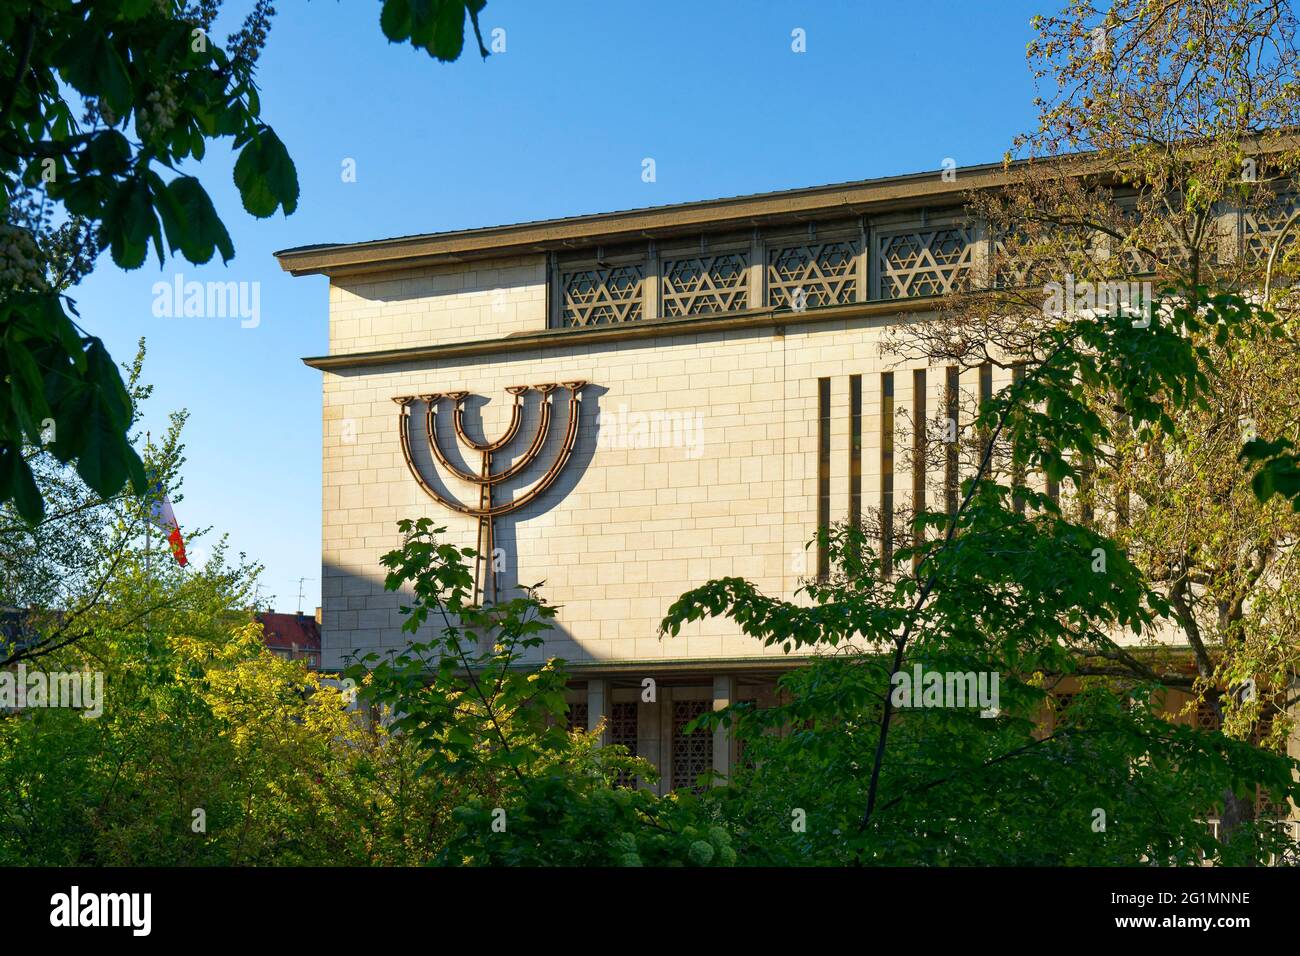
[1049,692,1076,730]
[767,239,860,309]
[610,701,638,788]
[1256,715,1290,817]
[566,701,588,733]
[734,697,757,771]
[991,231,1034,290]
[1117,234,1194,275]
[1195,700,1221,731]
[1000,221,1106,289]
[661,252,749,317]
[1255,787,1291,818]
[561,264,644,327]
[1242,190,1300,262]
[671,699,711,792]
[877,226,973,298]
[1113,199,1193,274]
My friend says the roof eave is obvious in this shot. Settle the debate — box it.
[273,157,1038,279]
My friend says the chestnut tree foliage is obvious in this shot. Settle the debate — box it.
[917,0,1300,839]
[0,0,489,525]
[344,518,737,867]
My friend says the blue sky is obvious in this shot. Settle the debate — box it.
[77,0,1044,612]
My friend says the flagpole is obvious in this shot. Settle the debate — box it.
[145,431,151,583]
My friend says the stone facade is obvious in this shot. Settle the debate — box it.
[307,255,984,789]
[317,296,999,670]
[327,255,544,355]
[279,165,1297,796]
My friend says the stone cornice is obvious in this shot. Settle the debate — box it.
[301,296,942,371]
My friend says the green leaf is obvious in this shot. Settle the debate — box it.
[0,442,43,524]
[233,127,300,218]
[3,335,50,439]
[66,341,141,498]
[59,27,133,115]
[380,0,413,40]
[429,0,467,61]
[103,176,156,270]
[85,130,132,174]
[164,176,235,264]
[120,0,156,19]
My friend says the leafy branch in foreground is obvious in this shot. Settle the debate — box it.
[662,292,1300,864]
[344,518,736,866]
[0,0,491,524]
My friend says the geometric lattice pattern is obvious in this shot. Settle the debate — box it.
[876,226,974,298]
[561,264,645,327]
[1052,692,1076,727]
[1117,241,1157,276]
[1242,190,1300,263]
[1251,707,1291,817]
[1256,784,1291,819]
[610,701,638,788]
[767,239,860,309]
[566,701,589,733]
[671,698,711,792]
[661,252,749,317]
[1114,201,1191,275]
[1195,700,1221,731]
[1121,231,1194,275]
[991,228,1036,290]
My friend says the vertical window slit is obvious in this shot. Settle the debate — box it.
[1012,363,1026,515]
[849,374,862,528]
[817,377,831,580]
[945,366,959,517]
[912,369,926,571]
[881,372,895,576]
[977,361,993,470]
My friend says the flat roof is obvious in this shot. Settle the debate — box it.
[272,155,1040,278]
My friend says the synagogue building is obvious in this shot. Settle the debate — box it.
[276,160,1299,797]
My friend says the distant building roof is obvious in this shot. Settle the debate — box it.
[256,612,321,653]
[1,607,63,657]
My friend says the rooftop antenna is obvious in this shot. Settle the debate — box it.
[295,577,315,615]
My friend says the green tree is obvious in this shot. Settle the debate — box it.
[0,0,489,524]
[880,0,1300,841]
[0,362,470,865]
[0,338,203,667]
[346,518,736,866]
[663,289,1300,865]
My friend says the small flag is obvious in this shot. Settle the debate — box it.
[148,487,188,567]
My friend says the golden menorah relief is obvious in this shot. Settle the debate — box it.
[393,381,589,604]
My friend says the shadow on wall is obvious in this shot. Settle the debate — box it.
[319,557,596,673]
[334,259,543,308]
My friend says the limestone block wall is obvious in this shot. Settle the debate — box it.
[315,255,1160,671]
[327,255,544,355]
